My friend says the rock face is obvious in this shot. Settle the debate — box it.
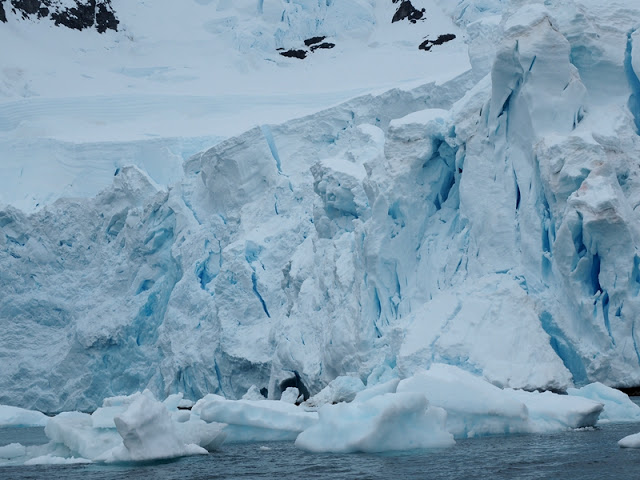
[391,0,425,24]
[3,0,118,32]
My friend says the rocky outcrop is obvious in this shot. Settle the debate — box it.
[5,0,118,32]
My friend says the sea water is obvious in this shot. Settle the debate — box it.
[2,421,640,479]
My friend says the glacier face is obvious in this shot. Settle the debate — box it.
[2,0,640,412]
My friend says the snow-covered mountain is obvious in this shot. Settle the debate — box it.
[2,0,640,412]
[0,0,466,211]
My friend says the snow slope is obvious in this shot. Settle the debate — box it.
[0,0,468,211]
[2,0,640,412]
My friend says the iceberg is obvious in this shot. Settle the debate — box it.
[295,392,454,453]
[193,395,317,443]
[0,405,49,427]
[95,393,209,463]
[567,383,640,424]
[302,376,366,408]
[0,443,27,460]
[619,432,640,448]
[35,390,225,464]
[24,454,92,466]
[397,364,530,438]
[504,389,603,432]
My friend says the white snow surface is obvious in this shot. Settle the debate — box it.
[2,0,640,413]
[0,0,468,212]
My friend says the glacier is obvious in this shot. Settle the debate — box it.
[1,0,640,415]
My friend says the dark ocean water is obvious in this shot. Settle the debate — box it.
[2,422,640,480]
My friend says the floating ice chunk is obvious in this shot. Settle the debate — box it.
[619,432,640,448]
[304,376,365,408]
[567,383,640,423]
[91,406,125,429]
[173,418,227,452]
[96,393,207,462]
[353,378,400,403]
[194,396,317,443]
[295,392,454,453]
[44,391,223,463]
[0,443,26,459]
[242,385,267,401]
[504,389,603,432]
[0,405,49,427]
[163,393,185,411]
[397,364,529,438]
[24,454,91,465]
[45,411,122,460]
[280,387,302,404]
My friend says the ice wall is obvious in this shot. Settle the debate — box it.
[1,0,640,411]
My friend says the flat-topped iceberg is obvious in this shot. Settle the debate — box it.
[0,405,49,427]
[505,389,603,432]
[193,394,317,443]
[295,392,454,453]
[397,365,530,438]
[396,364,605,437]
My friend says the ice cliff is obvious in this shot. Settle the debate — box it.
[2,0,640,412]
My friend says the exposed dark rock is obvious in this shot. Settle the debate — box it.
[279,49,307,59]
[392,0,425,24]
[95,1,117,33]
[419,33,456,51]
[11,0,42,18]
[7,0,117,32]
[51,0,95,30]
[310,42,335,52]
[259,387,268,398]
[279,371,310,401]
[304,36,326,47]
[0,1,6,23]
